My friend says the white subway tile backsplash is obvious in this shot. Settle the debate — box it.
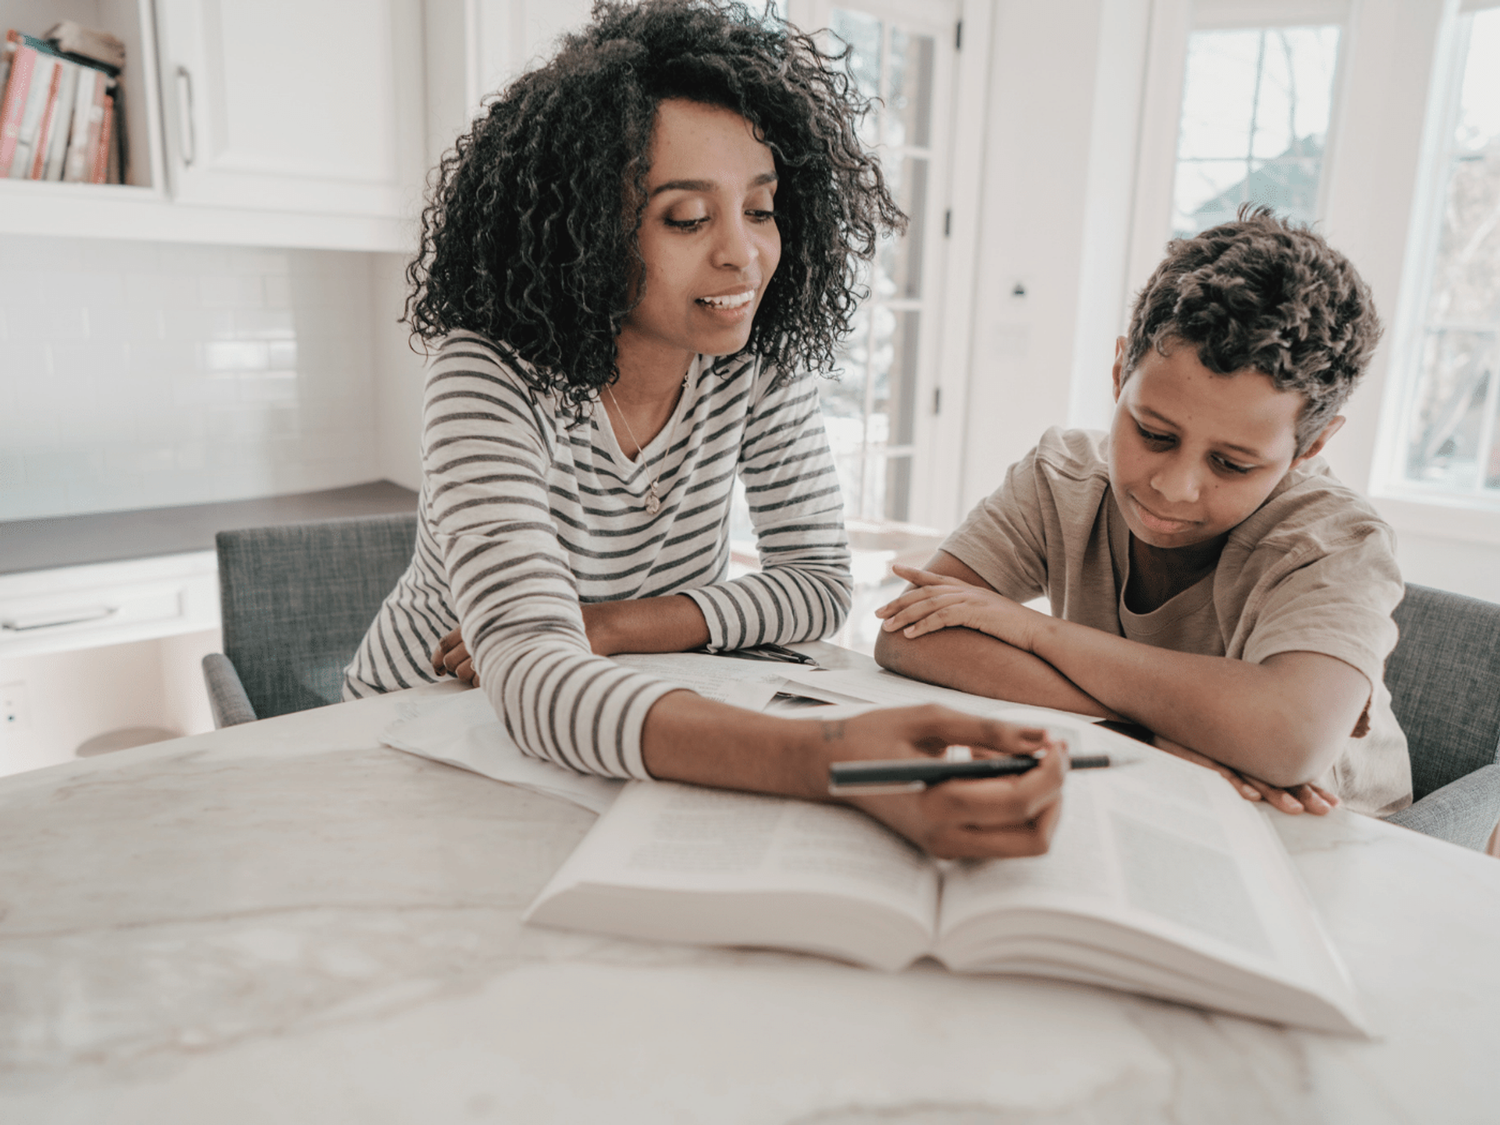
[52,343,130,381]
[123,273,202,308]
[4,341,49,380]
[90,307,166,344]
[200,275,264,308]
[158,243,227,274]
[0,235,382,521]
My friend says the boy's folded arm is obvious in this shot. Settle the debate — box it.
[1028,618,1369,788]
[874,624,1119,719]
[873,552,1118,719]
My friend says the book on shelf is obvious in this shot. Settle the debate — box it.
[0,27,124,184]
[45,22,128,184]
[92,93,114,185]
[38,52,79,181]
[43,21,125,74]
[524,718,1369,1036]
[65,63,107,183]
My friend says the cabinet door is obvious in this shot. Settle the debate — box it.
[155,0,424,218]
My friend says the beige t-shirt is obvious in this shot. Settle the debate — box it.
[942,427,1411,817]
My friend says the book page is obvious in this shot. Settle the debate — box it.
[526,781,934,937]
[773,666,1001,713]
[937,732,1350,993]
[559,782,937,909]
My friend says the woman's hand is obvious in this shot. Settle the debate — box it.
[876,564,1047,652]
[1152,734,1339,816]
[823,705,1068,859]
[431,628,479,686]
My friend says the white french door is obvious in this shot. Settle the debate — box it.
[786,0,968,528]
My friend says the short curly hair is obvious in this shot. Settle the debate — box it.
[406,0,905,415]
[1124,205,1382,454]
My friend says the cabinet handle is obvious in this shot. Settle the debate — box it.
[1,606,118,632]
[176,65,197,167]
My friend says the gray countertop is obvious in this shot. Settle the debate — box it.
[0,481,419,575]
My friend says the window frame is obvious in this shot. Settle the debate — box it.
[1369,0,1500,511]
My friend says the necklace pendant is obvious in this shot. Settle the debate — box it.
[646,480,662,515]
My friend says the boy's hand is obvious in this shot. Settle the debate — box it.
[876,564,1046,651]
[1152,734,1339,816]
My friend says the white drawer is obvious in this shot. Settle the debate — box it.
[0,552,220,658]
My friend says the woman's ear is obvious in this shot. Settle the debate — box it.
[1111,337,1127,402]
[1292,415,1345,466]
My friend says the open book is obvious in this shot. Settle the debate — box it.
[524,720,1368,1035]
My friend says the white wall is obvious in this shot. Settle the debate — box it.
[0,235,387,520]
[959,0,1156,514]
[959,0,1103,513]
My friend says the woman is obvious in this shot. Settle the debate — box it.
[347,0,1065,858]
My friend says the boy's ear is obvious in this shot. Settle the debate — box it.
[1111,337,1127,401]
[1292,415,1345,466]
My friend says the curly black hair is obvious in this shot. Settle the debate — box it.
[406,0,905,415]
[1124,205,1382,453]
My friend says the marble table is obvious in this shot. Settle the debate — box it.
[4,673,1500,1124]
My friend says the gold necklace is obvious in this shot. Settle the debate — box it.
[606,384,665,515]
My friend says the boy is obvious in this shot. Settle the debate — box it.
[874,206,1410,818]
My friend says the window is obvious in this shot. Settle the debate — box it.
[1171,24,1342,239]
[1384,5,1500,501]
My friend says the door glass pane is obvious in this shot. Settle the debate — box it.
[1171,26,1341,238]
[877,156,928,299]
[832,9,883,148]
[887,28,933,148]
[821,8,936,523]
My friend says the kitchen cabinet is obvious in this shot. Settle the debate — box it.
[153,0,425,224]
[0,0,425,250]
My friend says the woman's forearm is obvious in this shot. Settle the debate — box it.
[637,689,1071,860]
[874,625,1116,719]
[639,690,824,796]
[583,594,711,655]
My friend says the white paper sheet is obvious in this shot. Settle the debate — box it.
[379,653,800,813]
[609,652,786,710]
[381,690,624,814]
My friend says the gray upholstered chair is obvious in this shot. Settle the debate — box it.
[203,513,418,727]
[1381,583,1500,851]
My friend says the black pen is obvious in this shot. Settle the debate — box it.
[710,643,820,667]
[827,753,1133,795]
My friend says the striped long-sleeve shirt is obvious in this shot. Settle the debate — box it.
[345,331,852,778]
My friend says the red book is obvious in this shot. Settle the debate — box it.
[91,91,113,184]
[27,56,63,179]
[0,30,37,176]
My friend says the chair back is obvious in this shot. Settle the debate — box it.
[1385,583,1500,800]
[216,513,417,720]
